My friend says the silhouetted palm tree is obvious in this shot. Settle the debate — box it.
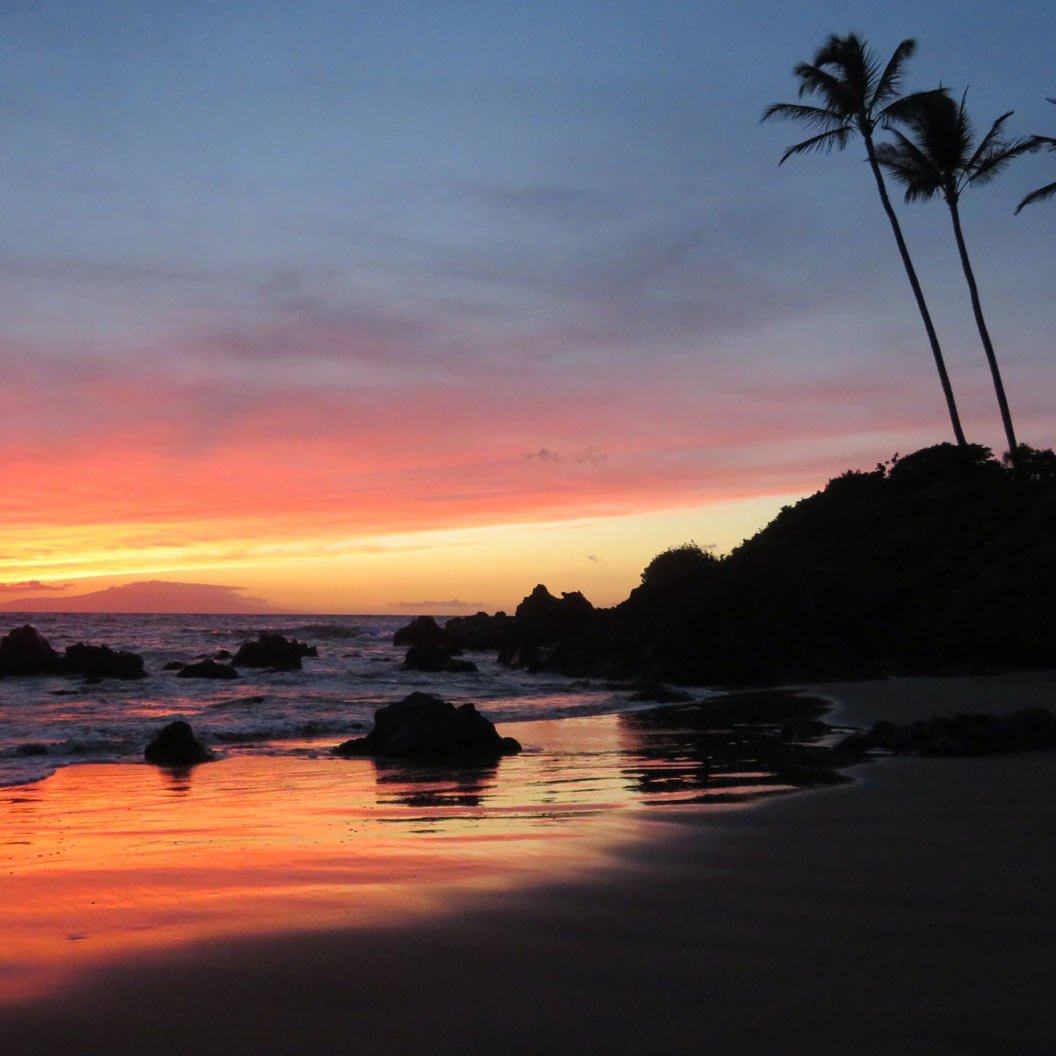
[1016,98,1056,213]
[876,90,1034,461]
[763,33,967,446]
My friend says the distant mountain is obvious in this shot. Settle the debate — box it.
[0,580,279,614]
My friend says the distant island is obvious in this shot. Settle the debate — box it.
[403,443,1056,685]
[0,580,277,614]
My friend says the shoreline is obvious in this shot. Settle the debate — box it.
[3,672,1055,1053]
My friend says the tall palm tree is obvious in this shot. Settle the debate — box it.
[875,90,1034,461]
[1016,98,1056,213]
[763,33,967,446]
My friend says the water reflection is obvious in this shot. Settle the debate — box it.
[158,765,195,795]
[370,759,499,810]
[617,689,845,805]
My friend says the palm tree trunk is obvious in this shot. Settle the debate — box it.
[946,197,1019,462]
[862,135,968,446]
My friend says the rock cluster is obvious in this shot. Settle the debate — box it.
[0,626,145,679]
[837,709,1056,757]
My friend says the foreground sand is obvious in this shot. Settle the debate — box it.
[4,672,1055,1054]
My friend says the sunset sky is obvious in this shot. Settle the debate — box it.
[2,0,1053,613]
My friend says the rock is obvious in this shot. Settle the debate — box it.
[163,661,186,671]
[498,585,599,670]
[393,615,450,649]
[515,585,595,643]
[402,644,479,674]
[0,625,62,676]
[444,611,516,651]
[177,659,239,680]
[14,743,49,756]
[61,642,145,680]
[334,691,521,761]
[841,709,1056,757]
[144,720,214,766]
[233,633,315,670]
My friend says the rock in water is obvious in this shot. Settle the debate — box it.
[233,633,315,670]
[144,721,214,766]
[176,659,239,679]
[392,615,451,649]
[401,644,479,674]
[0,625,62,676]
[334,692,521,761]
[62,642,145,680]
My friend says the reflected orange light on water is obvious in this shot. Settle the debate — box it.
[0,708,797,1003]
[0,717,646,1003]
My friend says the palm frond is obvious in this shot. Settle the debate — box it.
[1015,179,1056,213]
[965,110,1012,172]
[964,112,1036,188]
[876,132,943,201]
[878,87,949,130]
[761,101,843,130]
[778,126,854,163]
[873,39,916,107]
[969,137,1037,187]
[792,61,847,109]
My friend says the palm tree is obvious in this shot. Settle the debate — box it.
[875,90,1034,462]
[1015,98,1056,213]
[763,33,967,446]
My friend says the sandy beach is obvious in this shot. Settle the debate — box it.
[3,672,1055,1055]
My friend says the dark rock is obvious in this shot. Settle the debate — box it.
[163,660,186,671]
[14,743,49,756]
[144,720,214,766]
[334,691,521,761]
[177,659,239,680]
[62,642,145,680]
[841,709,1056,757]
[444,611,516,651]
[215,649,232,660]
[233,633,315,670]
[393,616,450,649]
[516,585,595,643]
[0,625,62,676]
[402,644,479,674]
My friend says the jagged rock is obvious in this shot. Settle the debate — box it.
[0,625,62,676]
[144,720,214,766]
[334,691,520,761]
[233,633,315,670]
[402,644,479,674]
[177,659,239,680]
[515,585,595,643]
[163,661,186,671]
[393,615,451,649]
[62,642,145,680]
[444,611,516,651]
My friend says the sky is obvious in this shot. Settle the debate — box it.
[1,0,1053,613]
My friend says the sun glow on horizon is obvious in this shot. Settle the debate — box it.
[0,493,798,613]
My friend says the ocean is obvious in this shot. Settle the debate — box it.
[0,612,659,790]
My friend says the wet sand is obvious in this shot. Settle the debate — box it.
[3,672,1055,1054]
